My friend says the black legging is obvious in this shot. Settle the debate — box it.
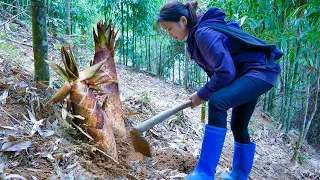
[207,76,272,144]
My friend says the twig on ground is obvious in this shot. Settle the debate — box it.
[5,38,32,47]
[70,121,94,141]
[0,106,22,125]
[80,143,119,164]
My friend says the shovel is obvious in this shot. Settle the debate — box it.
[130,100,192,157]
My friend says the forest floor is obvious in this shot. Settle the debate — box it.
[0,10,319,180]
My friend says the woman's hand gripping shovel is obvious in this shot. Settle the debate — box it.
[130,100,192,157]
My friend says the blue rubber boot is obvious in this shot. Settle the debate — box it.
[187,125,227,180]
[219,141,256,180]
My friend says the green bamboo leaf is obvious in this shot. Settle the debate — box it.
[281,37,288,49]
[306,10,320,19]
[240,16,247,26]
[45,61,70,82]
[290,4,309,18]
[293,47,307,66]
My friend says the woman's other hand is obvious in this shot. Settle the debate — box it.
[189,92,204,108]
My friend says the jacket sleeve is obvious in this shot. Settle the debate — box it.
[195,27,236,101]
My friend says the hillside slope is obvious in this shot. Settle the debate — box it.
[0,10,319,179]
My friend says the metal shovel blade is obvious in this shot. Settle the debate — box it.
[130,128,151,157]
[129,100,192,157]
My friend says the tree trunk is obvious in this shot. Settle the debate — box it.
[305,80,320,147]
[286,61,299,133]
[172,48,175,83]
[132,25,135,67]
[263,93,267,111]
[282,42,291,128]
[65,0,71,35]
[139,36,142,69]
[148,35,151,73]
[198,67,201,88]
[50,10,58,37]
[121,0,124,65]
[267,88,276,115]
[191,63,195,89]
[47,0,50,30]
[155,36,159,75]
[31,0,49,84]
[132,4,136,68]
[286,20,302,133]
[104,0,107,22]
[303,82,319,142]
[184,43,189,89]
[145,36,148,71]
[133,33,136,67]
[12,0,18,16]
[163,43,167,77]
[178,55,181,84]
[125,1,129,66]
[291,68,318,163]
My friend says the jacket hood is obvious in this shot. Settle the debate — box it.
[186,7,229,51]
[199,6,227,24]
[187,7,227,41]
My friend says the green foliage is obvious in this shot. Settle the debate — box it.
[298,155,310,164]
[248,127,255,135]
[143,93,150,103]
[70,0,98,32]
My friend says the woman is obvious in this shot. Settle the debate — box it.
[157,1,283,180]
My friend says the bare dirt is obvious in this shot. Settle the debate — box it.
[0,9,319,180]
[153,151,197,174]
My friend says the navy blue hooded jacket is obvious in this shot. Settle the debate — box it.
[186,7,283,101]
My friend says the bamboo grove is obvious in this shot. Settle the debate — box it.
[1,0,319,162]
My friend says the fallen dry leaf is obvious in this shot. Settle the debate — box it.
[0,89,8,105]
[2,141,32,152]
[125,112,140,116]
[55,154,63,161]
[7,135,15,142]
[11,68,21,75]
[3,174,27,180]
[0,84,11,88]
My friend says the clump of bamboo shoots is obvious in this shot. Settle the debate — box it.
[47,45,118,160]
[92,20,126,138]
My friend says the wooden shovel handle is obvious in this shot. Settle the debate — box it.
[134,100,192,133]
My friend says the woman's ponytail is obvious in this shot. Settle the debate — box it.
[184,1,198,28]
[157,0,199,29]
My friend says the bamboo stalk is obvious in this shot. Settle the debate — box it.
[291,68,314,162]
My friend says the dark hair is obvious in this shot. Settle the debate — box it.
[157,1,198,29]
